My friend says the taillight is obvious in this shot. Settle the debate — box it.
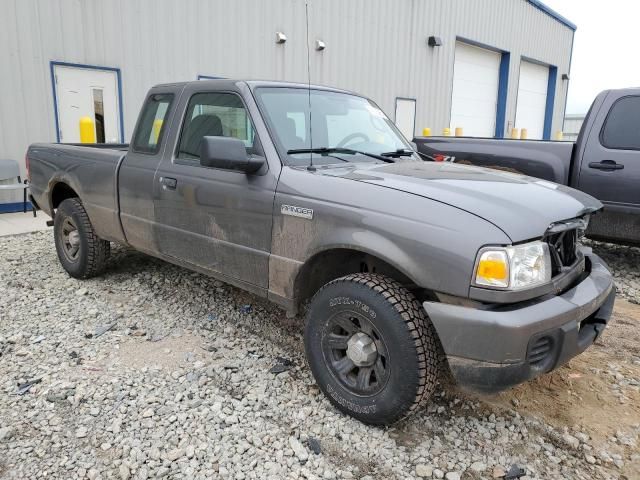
[25,152,30,181]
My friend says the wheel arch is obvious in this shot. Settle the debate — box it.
[49,180,80,211]
[293,245,436,310]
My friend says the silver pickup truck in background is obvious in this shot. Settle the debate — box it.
[414,88,640,246]
[27,80,615,425]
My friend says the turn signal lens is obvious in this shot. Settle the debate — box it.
[473,241,552,290]
[475,251,509,288]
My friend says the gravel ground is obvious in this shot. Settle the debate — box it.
[588,240,640,304]
[0,231,638,480]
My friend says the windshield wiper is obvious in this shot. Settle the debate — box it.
[381,148,415,158]
[287,147,395,163]
[381,148,437,162]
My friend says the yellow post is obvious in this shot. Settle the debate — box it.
[422,127,431,136]
[455,127,463,137]
[520,128,528,140]
[152,119,164,144]
[79,116,96,143]
[555,131,564,141]
[510,128,519,139]
[443,127,451,136]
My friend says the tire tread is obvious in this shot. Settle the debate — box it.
[312,273,440,421]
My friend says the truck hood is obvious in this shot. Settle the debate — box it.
[317,161,602,242]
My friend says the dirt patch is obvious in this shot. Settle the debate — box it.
[485,298,640,477]
[115,333,205,371]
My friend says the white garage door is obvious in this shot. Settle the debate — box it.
[450,42,501,137]
[515,61,549,140]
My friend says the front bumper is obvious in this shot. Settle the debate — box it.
[423,251,615,393]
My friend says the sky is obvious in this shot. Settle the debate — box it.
[542,0,640,114]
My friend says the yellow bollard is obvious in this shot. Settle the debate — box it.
[152,119,164,144]
[79,116,96,143]
[443,127,451,136]
[555,131,564,141]
[520,128,528,140]
[455,127,463,137]
[510,128,519,139]
[422,127,431,137]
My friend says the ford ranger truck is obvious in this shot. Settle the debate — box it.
[27,80,615,425]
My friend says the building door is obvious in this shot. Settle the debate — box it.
[395,98,416,140]
[450,42,501,137]
[52,63,122,143]
[515,61,549,139]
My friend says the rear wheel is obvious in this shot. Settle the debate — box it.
[304,273,440,425]
[54,198,110,279]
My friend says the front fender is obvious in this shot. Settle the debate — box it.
[270,167,511,301]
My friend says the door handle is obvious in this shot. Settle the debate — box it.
[588,160,624,171]
[159,176,177,190]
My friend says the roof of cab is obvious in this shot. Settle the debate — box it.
[151,79,356,95]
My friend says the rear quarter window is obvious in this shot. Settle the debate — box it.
[131,94,174,154]
[600,95,640,150]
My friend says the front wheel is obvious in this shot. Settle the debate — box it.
[304,273,440,425]
[53,198,110,279]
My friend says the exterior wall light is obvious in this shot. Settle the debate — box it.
[562,73,570,80]
[427,36,443,47]
[275,32,287,44]
[315,40,326,51]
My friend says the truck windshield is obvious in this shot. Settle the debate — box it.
[254,87,416,166]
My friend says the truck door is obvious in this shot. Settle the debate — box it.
[578,92,640,243]
[152,85,277,290]
[119,90,178,253]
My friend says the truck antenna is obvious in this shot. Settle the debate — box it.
[305,0,315,171]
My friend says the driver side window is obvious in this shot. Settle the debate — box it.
[176,92,258,162]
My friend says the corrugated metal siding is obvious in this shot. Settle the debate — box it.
[0,0,573,200]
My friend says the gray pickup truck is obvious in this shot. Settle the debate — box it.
[27,80,615,425]
[414,88,640,246]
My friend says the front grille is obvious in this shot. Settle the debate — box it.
[527,335,554,367]
[545,228,578,275]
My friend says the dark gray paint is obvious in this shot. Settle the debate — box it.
[27,79,615,393]
[414,88,640,245]
[425,249,613,363]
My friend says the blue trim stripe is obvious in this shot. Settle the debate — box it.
[527,0,576,31]
[543,66,558,140]
[0,202,32,214]
[50,61,126,143]
[495,52,510,138]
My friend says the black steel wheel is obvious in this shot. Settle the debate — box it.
[53,198,110,279]
[322,310,390,396]
[305,273,441,425]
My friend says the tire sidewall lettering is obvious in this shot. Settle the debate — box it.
[328,296,377,319]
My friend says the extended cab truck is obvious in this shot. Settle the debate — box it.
[414,88,640,246]
[28,80,615,425]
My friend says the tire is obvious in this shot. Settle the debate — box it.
[304,273,440,425]
[53,198,110,279]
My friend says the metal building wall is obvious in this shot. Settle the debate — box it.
[0,0,574,194]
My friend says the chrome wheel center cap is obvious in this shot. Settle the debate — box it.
[346,332,377,367]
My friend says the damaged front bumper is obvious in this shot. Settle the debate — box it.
[423,251,615,393]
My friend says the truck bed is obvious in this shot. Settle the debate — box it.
[28,143,127,242]
[413,136,575,185]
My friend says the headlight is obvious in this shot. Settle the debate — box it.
[474,240,552,290]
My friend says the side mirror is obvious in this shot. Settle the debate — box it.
[200,136,264,173]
